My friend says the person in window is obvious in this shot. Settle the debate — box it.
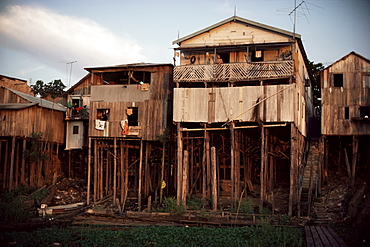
[215,55,223,64]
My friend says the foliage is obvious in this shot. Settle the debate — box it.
[231,198,254,214]
[23,132,48,162]
[155,128,171,144]
[1,225,304,246]
[162,197,186,215]
[186,195,202,210]
[0,187,37,224]
[31,79,66,99]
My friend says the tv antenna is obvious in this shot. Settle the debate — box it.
[66,61,77,87]
[277,0,322,39]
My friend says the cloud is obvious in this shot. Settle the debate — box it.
[0,5,147,71]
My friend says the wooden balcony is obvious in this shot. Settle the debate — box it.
[174,60,293,83]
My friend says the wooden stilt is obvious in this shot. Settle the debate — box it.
[113,137,117,205]
[15,140,20,187]
[202,128,207,200]
[68,150,72,178]
[260,125,265,210]
[177,123,183,204]
[182,150,189,205]
[159,141,165,204]
[93,139,97,202]
[87,137,92,205]
[230,121,235,206]
[9,136,16,191]
[235,130,240,201]
[138,139,143,211]
[4,141,9,188]
[288,124,296,216]
[99,143,103,199]
[205,129,211,198]
[21,138,26,185]
[350,136,358,188]
[211,146,217,211]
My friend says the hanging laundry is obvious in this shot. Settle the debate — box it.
[95,120,105,130]
[120,119,129,135]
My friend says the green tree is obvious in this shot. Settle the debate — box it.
[30,79,66,99]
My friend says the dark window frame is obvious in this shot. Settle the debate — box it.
[333,74,343,87]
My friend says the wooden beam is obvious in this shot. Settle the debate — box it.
[182,150,189,205]
[21,138,26,186]
[177,123,183,204]
[211,146,217,211]
[138,139,143,211]
[230,121,235,206]
[9,136,16,191]
[87,137,92,205]
[93,139,97,202]
[113,137,117,205]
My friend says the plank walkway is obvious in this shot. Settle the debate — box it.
[305,226,347,247]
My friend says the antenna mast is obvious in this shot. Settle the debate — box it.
[66,61,77,87]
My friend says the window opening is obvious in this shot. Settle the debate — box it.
[73,125,79,134]
[97,109,109,121]
[344,107,349,119]
[333,74,343,87]
[127,107,138,126]
[360,106,370,118]
[251,50,264,62]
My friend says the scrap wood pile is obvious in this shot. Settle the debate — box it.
[41,177,86,206]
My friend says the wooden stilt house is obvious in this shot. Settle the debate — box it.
[319,52,370,190]
[85,63,173,210]
[0,79,66,190]
[172,16,314,215]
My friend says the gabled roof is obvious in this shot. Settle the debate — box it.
[325,51,370,70]
[3,87,66,112]
[67,73,90,94]
[172,15,300,45]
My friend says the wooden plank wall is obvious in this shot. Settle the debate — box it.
[321,53,370,135]
[89,65,173,141]
[0,107,65,144]
[174,85,295,123]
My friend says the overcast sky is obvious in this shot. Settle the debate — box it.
[0,0,369,88]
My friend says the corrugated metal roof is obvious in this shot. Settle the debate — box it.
[172,15,300,45]
[5,87,66,112]
[0,103,37,110]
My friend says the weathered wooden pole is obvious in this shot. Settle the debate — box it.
[138,139,143,211]
[260,125,265,210]
[182,150,189,205]
[21,138,26,185]
[230,121,235,206]
[159,141,166,204]
[9,136,16,191]
[87,137,92,205]
[93,139,97,202]
[113,137,117,206]
[177,123,183,204]
[211,146,217,211]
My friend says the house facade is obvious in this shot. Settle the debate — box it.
[172,16,314,215]
[84,63,174,209]
[319,52,370,188]
[0,83,66,190]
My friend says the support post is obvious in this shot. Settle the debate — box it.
[113,137,117,205]
[230,121,235,206]
[211,146,217,211]
[177,123,183,204]
[9,136,16,191]
[138,139,143,211]
[87,137,92,205]
[182,150,189,205]
[93,139,97,202]
[21,138,26,185]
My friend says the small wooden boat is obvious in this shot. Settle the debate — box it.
[39,202,85,217]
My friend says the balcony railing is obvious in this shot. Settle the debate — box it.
[174,60,293,83]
